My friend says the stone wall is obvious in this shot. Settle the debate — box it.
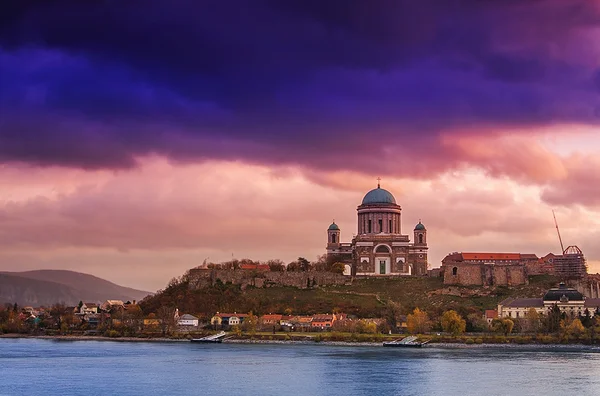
[569,275,600,298]
[443,263,527,286]
[188,268,348,290]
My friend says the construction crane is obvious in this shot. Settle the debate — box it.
[552,210,565,253]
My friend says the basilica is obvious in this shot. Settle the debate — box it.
[326,182,428,276]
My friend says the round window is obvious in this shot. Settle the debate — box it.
[418,254,424,258]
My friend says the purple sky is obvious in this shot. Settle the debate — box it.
[1,1,600,290]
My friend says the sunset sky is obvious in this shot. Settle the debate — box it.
[1,1,600,291]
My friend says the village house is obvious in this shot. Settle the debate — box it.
[78,303,99,315]
[210,312,248,327]
[178,314,199,327]
[101,300,124,312]
[311,314,335,329]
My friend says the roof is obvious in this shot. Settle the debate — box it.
[179,314,198,320]
[328,222,340,231]
[414,221,426,231]
[83,303,98,308]
[520,254,539,260]
[461,253,521,260]
[214,313,249,318]
[361,186,396,205]
[543,284,584,302]
[504,298,544,308]
[239,264,270,270]
[260,314,282,321]
[105,300,124,306]
[485,310,498,319]
[312,314,334,321]
[584,299,600,308]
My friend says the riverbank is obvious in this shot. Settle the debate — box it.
[2,332,600,347]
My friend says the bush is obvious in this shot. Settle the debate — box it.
[104,330,120,338]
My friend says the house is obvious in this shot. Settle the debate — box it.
[178,314,199,327]
[79,303,99,315]
[498,283,600,319]
[144,316,161,327]
[210,312,248,327]
[484,310,498,326]
[101,300,125,312]
[260,314,282,325]
[311,314,335,329]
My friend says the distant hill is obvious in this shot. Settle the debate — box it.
[0,270,152,307]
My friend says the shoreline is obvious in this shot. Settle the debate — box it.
[2,334,600,349]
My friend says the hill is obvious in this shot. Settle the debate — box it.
[139,271,560,321]
[0,270,151,306]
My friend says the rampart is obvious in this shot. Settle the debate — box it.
[443,263,528,286]
[188,268,349,290]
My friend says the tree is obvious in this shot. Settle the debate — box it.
[523,308,541,333]
[157,306,176,336]
[407,308,431,334]
[580,309,593,328]
[545,304,562,333]
[467,313,489,333]
[242,312,258,335]
[267,259,285,272]
[383,301,402,331]
[441,310,466,336]
[355,319,377,334]
[298,257,311,272]
[492,318,514,336]
[330,262,346,274]
[567,318,586,339]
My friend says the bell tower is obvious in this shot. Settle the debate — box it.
[327,221,341,248]
[414,220,427,246]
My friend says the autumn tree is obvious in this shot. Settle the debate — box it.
[492,318,514,336]
[567,318,586,339]
[355,319,377,334]
[441,310,466,336]
[242,312,258,335]
[522,308,541,333]
[407,308,431,334]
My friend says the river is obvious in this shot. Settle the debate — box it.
[1,339,600,396]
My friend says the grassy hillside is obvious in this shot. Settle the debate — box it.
[140,274,560,320]
[0,270,152,306]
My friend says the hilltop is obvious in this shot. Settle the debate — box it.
[0,270,151,306]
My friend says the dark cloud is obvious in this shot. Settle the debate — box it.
[1,0,600,175]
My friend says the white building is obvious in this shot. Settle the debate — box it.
[498,283,600,319]
[177,314,199,327]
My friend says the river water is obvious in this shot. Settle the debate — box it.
[1,339,600,396]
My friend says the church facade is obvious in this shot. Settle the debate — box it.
[326,183,429,276]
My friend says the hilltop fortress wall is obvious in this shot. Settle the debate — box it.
[187,268,348,290]
[443,264,528,286]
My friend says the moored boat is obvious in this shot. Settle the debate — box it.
[191,331,227,343]
[383,335,428,348]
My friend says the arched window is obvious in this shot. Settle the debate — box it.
[419,234,424,244]
[331,234,336,244]
[452,267,458,276]
[375,244,391,253]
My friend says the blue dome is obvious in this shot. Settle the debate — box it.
[361,186,396,205]
[414,221,426,231]
[328,222,340,231]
